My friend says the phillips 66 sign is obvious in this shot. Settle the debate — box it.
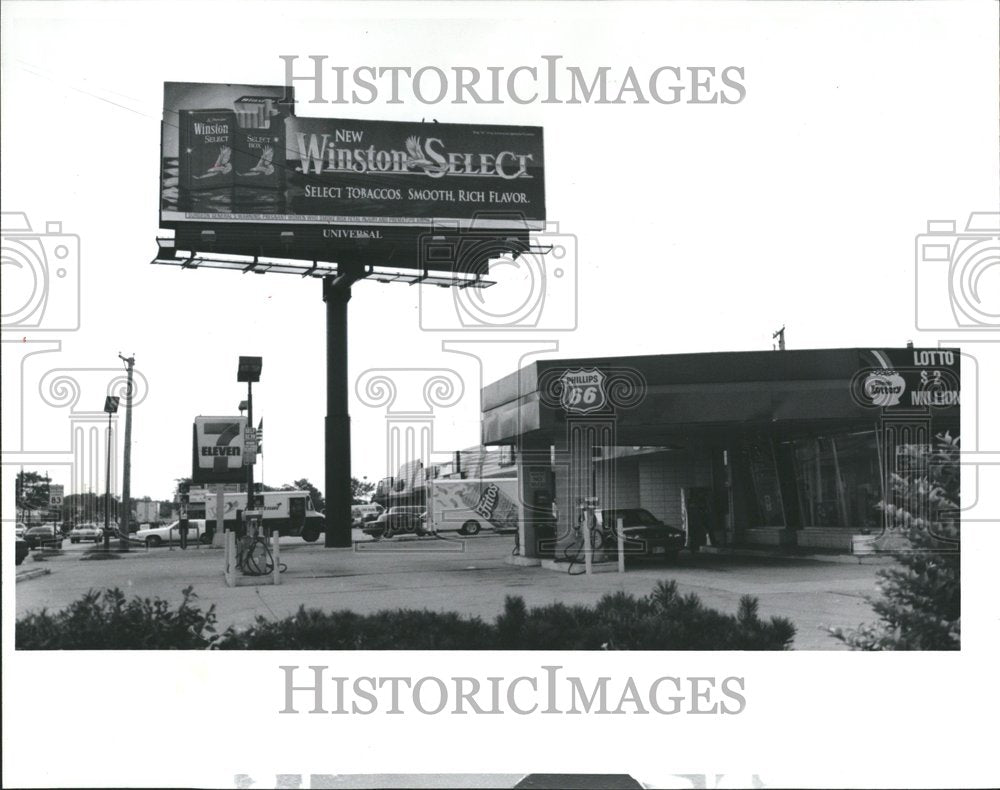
[559,368,608,415]
[192,416,248,484]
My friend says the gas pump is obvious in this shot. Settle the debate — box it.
[573,496,604,573]
[224,507,285,585]
[532,489,557,557]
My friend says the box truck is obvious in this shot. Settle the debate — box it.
[428,478,519,536]
[195,490,326,541]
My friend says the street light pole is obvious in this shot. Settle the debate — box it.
[246,380,254,513]
[104,411,112,549]
[118,354,135,551]
[102,396,119,551]
[237,358,262,525]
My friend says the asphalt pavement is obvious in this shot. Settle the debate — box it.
[15,530,885,649]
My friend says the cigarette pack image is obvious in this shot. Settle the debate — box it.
[179,109,236,191]
[233,95,286,189]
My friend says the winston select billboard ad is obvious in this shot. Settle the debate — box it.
[160,81,545,232]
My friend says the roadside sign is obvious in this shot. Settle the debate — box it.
[193,416,247,484]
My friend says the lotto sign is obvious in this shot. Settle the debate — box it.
[855,349,960,412]
[559,368,608,415]
[192,416,248,484]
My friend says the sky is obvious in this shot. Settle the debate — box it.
[2,1,997,504]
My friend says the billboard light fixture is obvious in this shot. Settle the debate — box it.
[237,356,263,383]
[155,236,177,260]
[152,252,495,288]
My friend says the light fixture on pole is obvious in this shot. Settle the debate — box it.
[102,395,120,551]
[238,400,249,414]
[237,357,262,516]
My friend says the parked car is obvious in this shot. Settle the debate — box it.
[69,523,104,544]
[15,523,27,538]
[593,508,686,561]
[351,503,384,527]
[16,537,29,565]
[134,519,208,547]
[363,506,427,538]
[23,524,63,550]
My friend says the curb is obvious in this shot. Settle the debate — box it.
[16,568,52,583]
[540,558,622,574]
[697,546,894,565]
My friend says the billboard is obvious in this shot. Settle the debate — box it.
[160,82,545,267]
[191,415,248,485]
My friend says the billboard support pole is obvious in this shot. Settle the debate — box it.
[324,266,364,548]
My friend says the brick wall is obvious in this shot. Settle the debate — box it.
[637,450,713,525]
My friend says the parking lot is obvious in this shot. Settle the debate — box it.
[15,531,886,649]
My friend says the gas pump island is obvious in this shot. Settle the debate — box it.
[153,81,546,564]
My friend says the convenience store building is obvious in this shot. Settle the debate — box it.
[480,347,960,558]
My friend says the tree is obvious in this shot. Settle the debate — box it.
[15,471,50,524]
[291,478,324,512]
[830,432,960,650]
[352,476,375,502]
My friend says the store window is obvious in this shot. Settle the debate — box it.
[745,438,786,527]
[792,431,880,529]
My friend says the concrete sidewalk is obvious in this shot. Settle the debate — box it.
[14,533,884,649]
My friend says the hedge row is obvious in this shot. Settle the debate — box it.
[16,582,795,650]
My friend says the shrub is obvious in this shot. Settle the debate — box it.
[492,583,795,650]
[18,582,795,650]
[16,586,226,650]
[829,432,960,650]
[226,608,496,650]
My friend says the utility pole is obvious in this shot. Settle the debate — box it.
[118,353,135,551]
[772,325,786,351]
